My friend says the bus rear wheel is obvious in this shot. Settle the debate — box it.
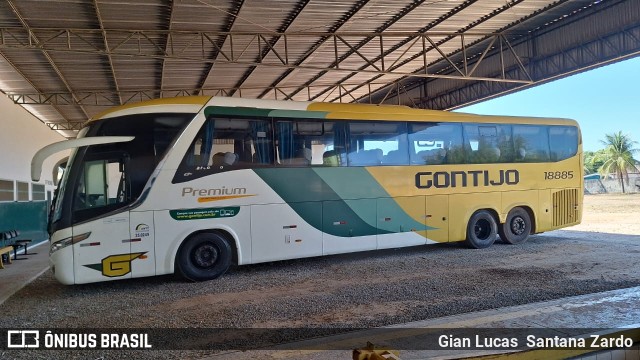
[465,210,498,249]
[177,232,232,281]
[499,207,531,245]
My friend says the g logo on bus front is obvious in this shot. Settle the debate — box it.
[84,252,147,277]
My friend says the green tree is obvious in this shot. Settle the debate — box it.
[594,132,639,192]
[583,149,606,174]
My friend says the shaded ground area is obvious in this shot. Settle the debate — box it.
[1,194,639,359]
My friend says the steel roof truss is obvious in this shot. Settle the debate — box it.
[0,28,534,86]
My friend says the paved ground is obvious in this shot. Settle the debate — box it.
[204,287,640,360]
[0,242,48,305]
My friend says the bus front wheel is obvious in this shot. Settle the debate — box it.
[499,207,531,245]
[177,232,232,281]
[465,210,498,249]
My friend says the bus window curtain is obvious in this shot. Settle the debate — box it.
[200,119,215,166]
[277,122,295,163]
[333,122,350,166]
[251,120,272,164]
[186,142,196,166]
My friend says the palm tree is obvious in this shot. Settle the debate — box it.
[584,149,606,175]
[594,132,640,192]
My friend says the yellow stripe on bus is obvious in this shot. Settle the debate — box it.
[197,194,256,203]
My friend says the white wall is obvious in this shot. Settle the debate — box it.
[0,94,70,199]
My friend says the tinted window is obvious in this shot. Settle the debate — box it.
[176,117,577,182]
[63,113,193,226]
[73,157,128,215]
[549,126,578,161]
[463,124,514,163]
[349,122,408,166]
[409,122,463,165]
[274,120,345,166]
[184,116,274,171]
[513,125,550,162]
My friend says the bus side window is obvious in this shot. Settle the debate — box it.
[513,125,550,162]
[549,126,578,161]
[348,122,407,166]
[409,122,463,165]
[273,120,346,166]
[463,124,514,164]
[183,116,273,171]
[275,120,317,166]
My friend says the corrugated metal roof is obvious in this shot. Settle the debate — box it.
[0,0,617,137]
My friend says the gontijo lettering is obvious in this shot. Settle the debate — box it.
[415,169,519,189]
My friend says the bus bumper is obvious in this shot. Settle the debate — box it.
[50,245,75,285]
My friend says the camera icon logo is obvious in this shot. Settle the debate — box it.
[7,330,40,348]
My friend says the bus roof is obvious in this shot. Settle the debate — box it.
[88,96,212,123]
[86,95,578,127]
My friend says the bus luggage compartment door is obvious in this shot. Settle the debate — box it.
[426,194,449,242]
[251,203,323,263]
[376,196,428,249]
[322,199,377,255]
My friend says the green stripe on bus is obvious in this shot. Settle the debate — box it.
[204,106,329,119]
[253,168,432,236]
[313,167,431,232]
[253,168,382,237]
[204,106,273,118]
[268,109,329,119]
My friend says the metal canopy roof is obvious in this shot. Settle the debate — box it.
[0,0,638,138]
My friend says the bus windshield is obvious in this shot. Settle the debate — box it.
[50,112,194,232]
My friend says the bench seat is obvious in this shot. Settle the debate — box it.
[0,246,13,269]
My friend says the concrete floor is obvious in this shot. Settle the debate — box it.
[204,287,640,359]
[0,241,49,305]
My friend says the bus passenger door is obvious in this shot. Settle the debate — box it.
[129,211,155,278]
[71,158,133,284]
[426,195,449,242]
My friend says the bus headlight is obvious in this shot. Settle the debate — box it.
[50,238,73,255]
[50,232,91,255]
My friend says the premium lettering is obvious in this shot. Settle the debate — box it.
[181,186,247,197]
[415,169,519,189]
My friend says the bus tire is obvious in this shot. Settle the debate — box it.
[176,232,232,281]
[465,210,497,249]
[499,207,531,245]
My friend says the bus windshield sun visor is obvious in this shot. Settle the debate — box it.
[31,136,135,182]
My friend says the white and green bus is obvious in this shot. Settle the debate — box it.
[32,96,583,284]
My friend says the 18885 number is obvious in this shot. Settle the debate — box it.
[544,171,574,180]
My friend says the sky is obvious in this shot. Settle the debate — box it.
[458,56,640,152]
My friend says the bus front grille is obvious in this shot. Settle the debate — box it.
[552,188,579,227]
